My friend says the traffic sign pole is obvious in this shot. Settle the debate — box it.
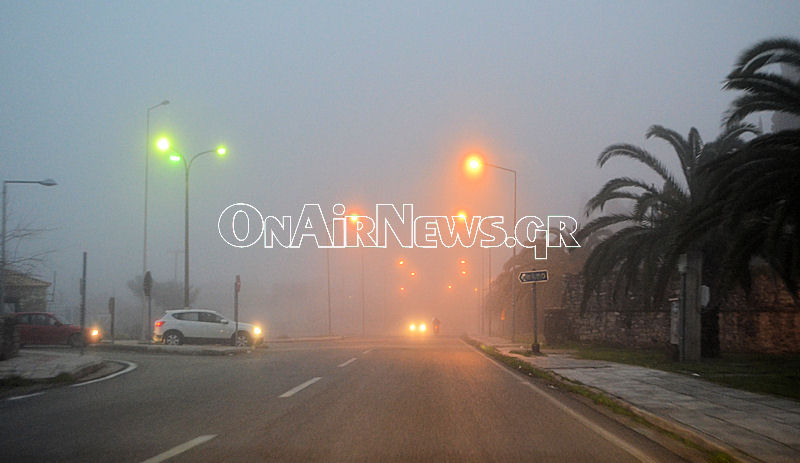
[234,275,240,346]
[518,270,547,353]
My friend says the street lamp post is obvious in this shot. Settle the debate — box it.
[466,156,517,340]
[158,139,226,307]
[142,99,168,341]
[1,179,58,311]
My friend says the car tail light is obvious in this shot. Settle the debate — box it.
[155,321,164,327]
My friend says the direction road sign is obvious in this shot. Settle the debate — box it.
[519,270,548,283]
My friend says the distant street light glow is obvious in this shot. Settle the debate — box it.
[156,137,170,151]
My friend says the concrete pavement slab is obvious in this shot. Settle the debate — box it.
[470,334,800,463]
[0,349,103,381]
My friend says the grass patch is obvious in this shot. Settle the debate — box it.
[551,341,800,401]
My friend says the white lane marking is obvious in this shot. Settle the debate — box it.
[338,357,357,368]
[362,349,373,354]
[279,377,322,398]
[6,392,45,401]
[462,339,652,463]
[71,360,137,387]
[141,434,216,463]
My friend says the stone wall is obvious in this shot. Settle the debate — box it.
[549,272,800,354]
[719,311,800,354]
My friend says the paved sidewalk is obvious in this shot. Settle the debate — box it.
[0,350,103,381]
[469,335,800,463]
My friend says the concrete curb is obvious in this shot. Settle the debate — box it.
[267,336,344,343]
[467,337,759,463]
[88,343,252,356]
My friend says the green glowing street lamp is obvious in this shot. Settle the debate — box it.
[157,138,228,307]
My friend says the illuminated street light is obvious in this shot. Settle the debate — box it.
[345,211,366,337]
[410,271,416,277]
[461,152,519,340]
[158,139,228,307]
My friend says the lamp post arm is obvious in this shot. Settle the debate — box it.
[188,150,216,172]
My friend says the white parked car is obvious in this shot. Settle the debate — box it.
[153,309,264,347]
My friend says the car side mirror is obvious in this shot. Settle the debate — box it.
[221,319,229,324]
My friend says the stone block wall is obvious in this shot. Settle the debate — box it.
[719,311,800,354]
[549,273,800,353]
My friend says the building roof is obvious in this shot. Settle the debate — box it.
[2,269,51,288]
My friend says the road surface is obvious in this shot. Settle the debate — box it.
[0,337,691,462]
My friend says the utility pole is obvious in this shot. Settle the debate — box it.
[79,252,87,356]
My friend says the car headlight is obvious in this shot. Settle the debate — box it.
[90,329,99,337]
[419,323,426,332]
[409,323,416,331]
[254,326,262,336]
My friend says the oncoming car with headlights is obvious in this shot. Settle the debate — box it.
[407,321,428,335]
[153,309,264,347]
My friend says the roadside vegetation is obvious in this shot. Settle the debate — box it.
[574,37,800,356]
[484,37,800,360]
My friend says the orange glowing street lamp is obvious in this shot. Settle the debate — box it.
[461,151,519,340]
[465,155,483,176]
[456,210,468,221]
[410,271,416,277]
[398,258,405,266]
[345,208,365,337]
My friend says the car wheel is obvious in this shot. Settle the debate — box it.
[68,333,84,348]
[234,331,251,347]
[164,331,183,346]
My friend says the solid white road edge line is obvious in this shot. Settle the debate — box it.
[6,392,45,401]
[279,377,322,398]
[71,360,137,387]
[362,349,373,354]
[461,339,652,463]
[140,434,217,463]
[338,357,357,368]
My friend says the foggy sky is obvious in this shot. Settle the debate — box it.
[2,1,798,334]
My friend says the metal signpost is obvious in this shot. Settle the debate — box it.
[518,270,548,353]
[143,271,152,343]
[234,275,240,346]
[108,297,115,344]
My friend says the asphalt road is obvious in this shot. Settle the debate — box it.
[0,337,691,462]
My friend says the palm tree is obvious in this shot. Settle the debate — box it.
[724,37,800,127]
[700,37,800,297]
[577,124,757,312]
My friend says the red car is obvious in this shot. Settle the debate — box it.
[11,312,101,347]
